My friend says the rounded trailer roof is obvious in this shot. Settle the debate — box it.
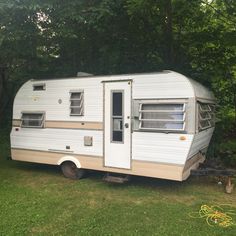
[30,70,215,101]
[165,71,215,101]
[125,71,215,101]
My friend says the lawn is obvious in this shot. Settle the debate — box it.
[0,129,236,236]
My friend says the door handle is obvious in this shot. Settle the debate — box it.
[125,123,129,128]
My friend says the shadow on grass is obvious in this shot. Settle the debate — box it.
[7,158,222,194]
[8,160,61,177]
[88,169,193,190]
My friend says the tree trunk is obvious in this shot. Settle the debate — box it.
[163,0,174,68]
[0,66,7,124]
[0,68,3,98]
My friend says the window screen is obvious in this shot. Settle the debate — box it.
[70,91,84,116]
[139,103,185,131]
[198,103,215,131]
[21,113,45,128]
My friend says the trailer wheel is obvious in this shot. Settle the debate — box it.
[61,161,85,180]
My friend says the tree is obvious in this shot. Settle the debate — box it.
[0,0,235,129]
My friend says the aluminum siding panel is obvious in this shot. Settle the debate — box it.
[132,132,194,165]
[132,74,194,99]
[11,128,103,156]
[13,78,104,122]
[187,127,214,159]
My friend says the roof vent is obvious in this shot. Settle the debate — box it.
[77,72,93,77]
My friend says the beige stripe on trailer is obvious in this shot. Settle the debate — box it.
[12,120,103,130]
[11,148,203,181]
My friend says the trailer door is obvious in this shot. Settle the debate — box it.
[104,81,131,169]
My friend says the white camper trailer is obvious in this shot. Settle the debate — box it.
[10,71,216,181]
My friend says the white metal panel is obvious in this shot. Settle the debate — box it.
[104,81,131,169]
[13,72,215,123]
[188,127,214,159]
[188,78,215,101]
[132,73,194,99]
[13,71,215,122]
[13,78,103,121]
[132,132,193,165]
[11,128,103,156]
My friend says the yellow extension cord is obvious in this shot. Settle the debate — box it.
[189,204,236,228]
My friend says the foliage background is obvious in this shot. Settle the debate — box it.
[0,0,235,166]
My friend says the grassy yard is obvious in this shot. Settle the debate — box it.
[0,129,236,236]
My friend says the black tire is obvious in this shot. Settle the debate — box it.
[61,162,85,180]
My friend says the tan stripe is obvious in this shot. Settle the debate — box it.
[45,121,103,130]
[12,119,103,130]
[182,153,205,180]
[80,157,184,181]
[183,153,204,172]
[11,148,62,165]
[11,148,185,181]
[131,160,183,181]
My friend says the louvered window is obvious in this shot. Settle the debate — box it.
[70,91,84,116]
[21,112,45,128]
[198,103,215,131]
[139,103,185,131]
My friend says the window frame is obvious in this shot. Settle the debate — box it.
[110,90,124,143]
[138,102,186,132]
[69,90,84,116]
[198,102,215,132]
[33,83,46,91]
[21,112,45,128]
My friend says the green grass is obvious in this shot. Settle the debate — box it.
[0,130,236,236]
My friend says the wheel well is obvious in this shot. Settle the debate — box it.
[60,160,74,166]
[57,156,81,168]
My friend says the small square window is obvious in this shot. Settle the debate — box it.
[21,112,45,128]
[33,83,46,91]
[70,91,84,116]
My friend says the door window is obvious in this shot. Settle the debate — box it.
[111,91,123,142]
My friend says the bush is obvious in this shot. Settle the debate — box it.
[218,140,236,168]
[207,109,236,168]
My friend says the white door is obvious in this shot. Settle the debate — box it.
[104,81,131,169]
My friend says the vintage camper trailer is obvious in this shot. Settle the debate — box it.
[10,71,216,181]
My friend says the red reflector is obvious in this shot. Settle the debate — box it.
[15,128,19,131]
